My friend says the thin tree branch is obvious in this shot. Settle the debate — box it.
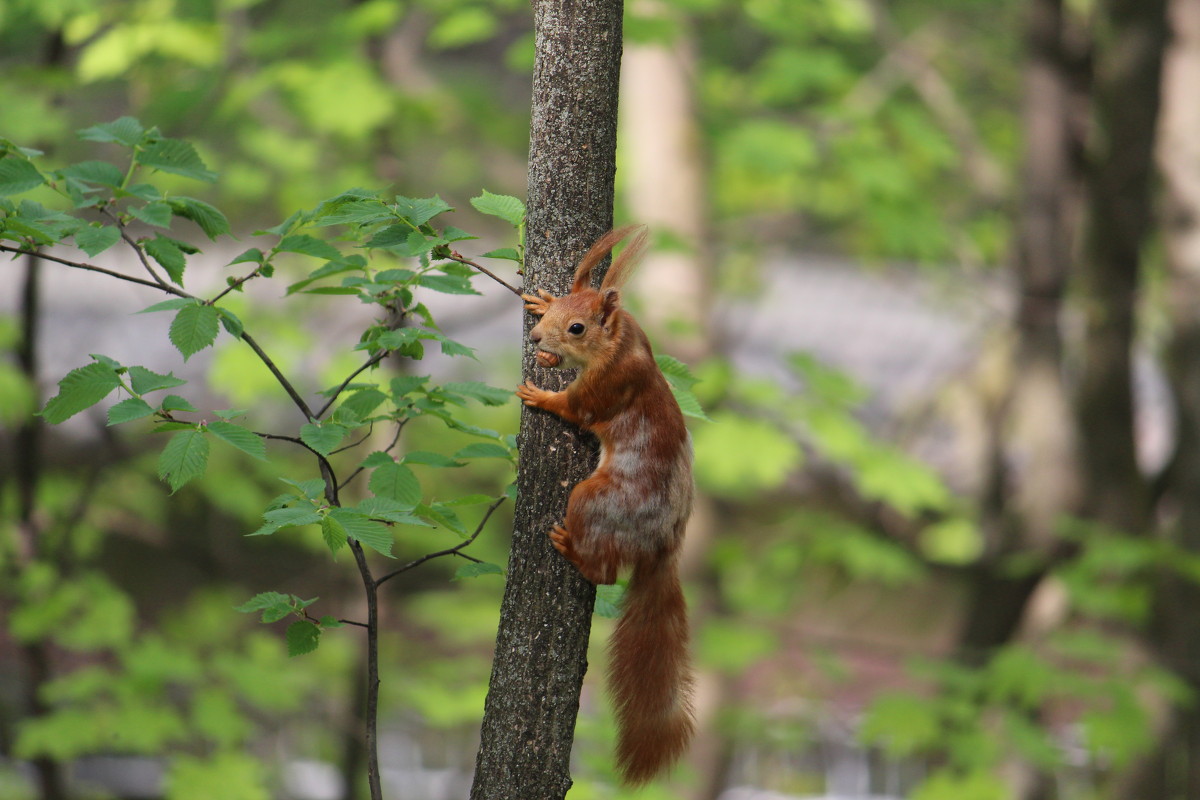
[104,208,171,288]
[316,349,391,419]
[1,244,189,296]
[338,421,407,492]
[445,251,524,297]
[209,266,263,306]
[239,331,316,421]
[375,495,506,587]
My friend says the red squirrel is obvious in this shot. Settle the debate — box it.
[515,225,695,785]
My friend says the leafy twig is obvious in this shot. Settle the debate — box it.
[374,495,506,587]
[104,208,171,289]
[444,251,523,298]
[315,349,391,419]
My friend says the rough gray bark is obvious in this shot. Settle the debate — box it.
[469,0,624,797]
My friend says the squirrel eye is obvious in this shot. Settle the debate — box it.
[568,322,585,335]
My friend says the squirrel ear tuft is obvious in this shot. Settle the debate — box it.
[600,287,621,327]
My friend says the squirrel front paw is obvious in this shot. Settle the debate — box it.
[516,380,552,407]
[522,290,555,316]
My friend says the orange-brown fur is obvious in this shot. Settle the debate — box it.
[516,226,695,785]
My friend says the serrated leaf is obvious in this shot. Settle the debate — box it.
[228,247,264,266]
[280,478,327,500]
[299,422,348,457]
[339,388,387,420]
[453,562,503,580]
[277,233,344,262]
[444,381,511,406]
[480,247,521,262]
[354,496,434,527]
[207,419,267,461]
[421,503,466,536]
[416,273,479,295]
[454,442,512,460]
[402,451,465,468]
[128,366,187,395]
[217,308,244,338]
[320,515,348,554]
[369,461,421,506]
[107,397,155,426]
[137,138,216,182]
[390,375,429,397]
[144,235,187,284]
[74,224,120,256]
[60,160,125,187]
[595,584,625,618]
[360,451,396,469]
[470,190,525,227]
[128,201,173,228]
[168,197,229,239]
[670,385,711,422]
[656,353,699,391]
[77,117,144,146]
[0,157,46,196]
[328,508,394,556]
[138,298,195,314]
[286,620,321,657]
[393,195,452,226]
[160,394,197,413]
[41,362,121,424]
[169,303,220,360]
[157,428,210,492]
[235,591,296,623]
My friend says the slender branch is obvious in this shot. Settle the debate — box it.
[316,349,391,419]
[375,495,506,588]
[209,266,263,306]
[0,245,189,296]
[339,618,369,629]
[240,331,316,421]
[445,251,524,297]
[104,208,171,288]
[338,421,407,492]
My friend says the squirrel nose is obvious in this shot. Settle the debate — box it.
[530,329,542,344]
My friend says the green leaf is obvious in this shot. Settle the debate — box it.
[280,478,327,500]
[669,384,711,422]
[137,138,216,182]
[299,422,348,456]
[168,197,229,239]
[207,419,267,461]
[144,235,187,284]
[443,381,512,406]
[416,273,479,295]
[369,461,421,506]
[41,361,121,424]
[217,308,244,339]
[126,367,187,395]
[277,234,344,262]
[169,303,220,360]
[402,451,465,468]
[454,442,512,460]
[138,298,195,314]
[74,224,120,256]
[251,506,323,537]
[157,428,210,492]
[78,117,144,146]
[128,201,173,228]
[328,508,394,556]
[235,591,294,622]
[595,583,624,618]
[393,194,453,226]
[60,160,125,188]
[355,497,434,526]
[320,515,347,554]
[285,620,321,657]
[480,247,521,262]
[339,388,387,419]
[453,562,503,580]
[656,353,700,392]
[107,397,155,426]
[470,190,525,227]
[161,394,198,412]
[0,157,45,196]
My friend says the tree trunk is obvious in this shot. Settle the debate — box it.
[469,0,624,797]
[1075,0,1167,533]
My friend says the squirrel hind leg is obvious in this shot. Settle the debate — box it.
[548,524,619,585]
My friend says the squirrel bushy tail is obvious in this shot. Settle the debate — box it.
[607,550,695,785]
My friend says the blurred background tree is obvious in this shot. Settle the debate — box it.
[3,0,1199,798]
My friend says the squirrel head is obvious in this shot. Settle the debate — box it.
[528,226,647,370]
[529,287,623,369]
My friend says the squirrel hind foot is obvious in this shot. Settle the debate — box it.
[548,525,618,584]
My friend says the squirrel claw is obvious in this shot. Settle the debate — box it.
[522,290,554,316]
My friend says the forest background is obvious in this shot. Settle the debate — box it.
[0,0,1196,799]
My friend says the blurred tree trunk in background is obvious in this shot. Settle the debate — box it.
[1133,0,1200,795]
[621,10,727,798]
[469,0,624,796]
